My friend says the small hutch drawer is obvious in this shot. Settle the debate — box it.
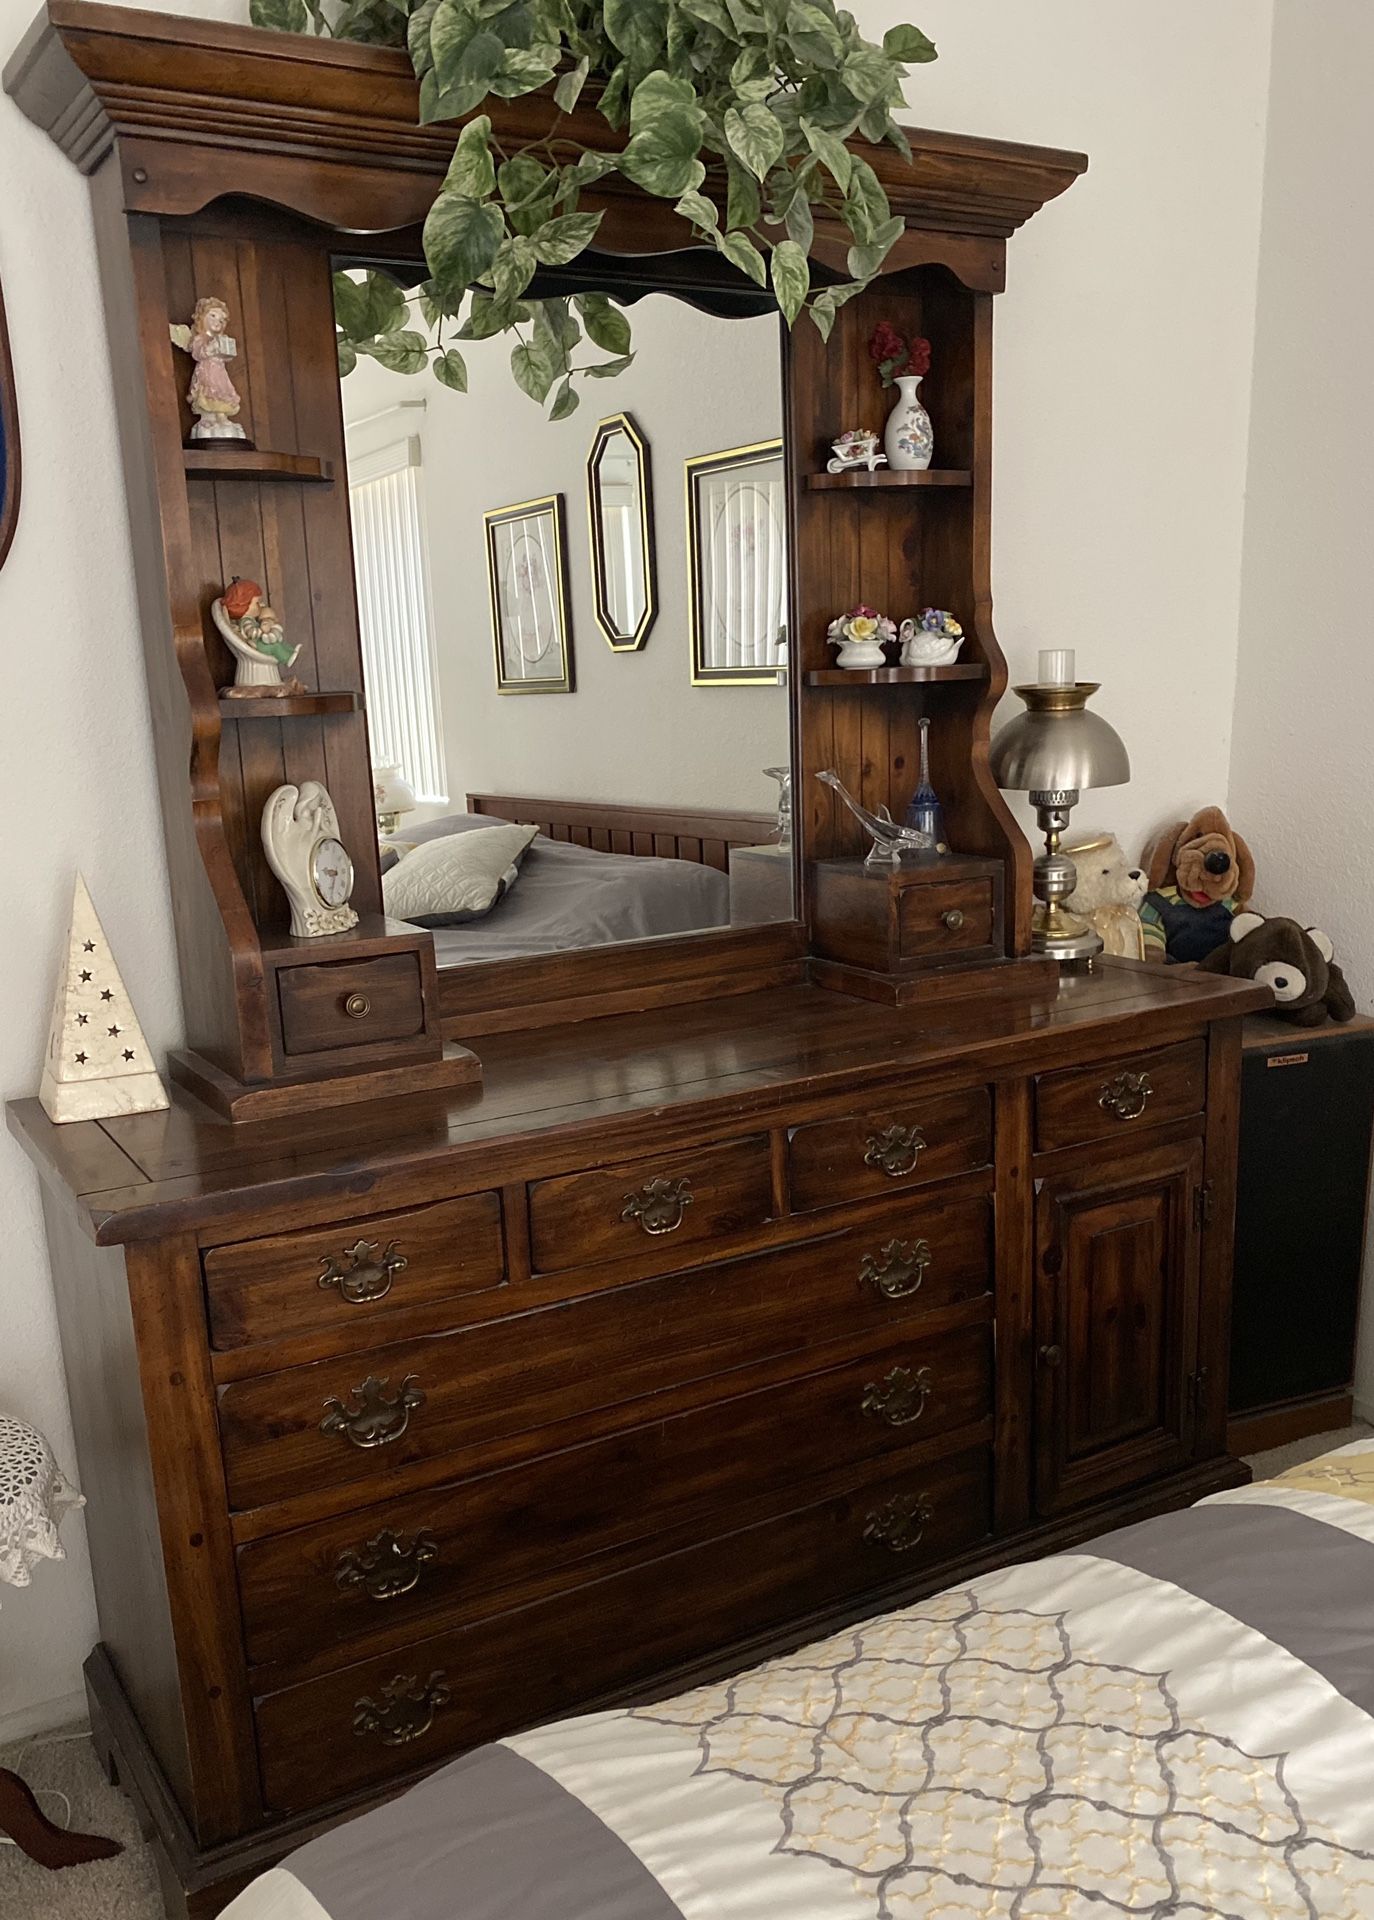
[527,1134,774,1275]
[277,954,425,1056]
[203,1193,506,1352]
[236,1320,994,1674]
[899,877,997,958]
[252,1443,994,1813]
[1034,1041,1207,1152]
[789,1087,993,1210]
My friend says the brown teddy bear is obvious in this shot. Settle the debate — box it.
[1197,912,1356,1026]
[1140,806,1256,963]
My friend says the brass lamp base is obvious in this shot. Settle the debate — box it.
[1029,788,1104,968]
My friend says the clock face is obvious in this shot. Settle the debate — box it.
[311,835,354,909]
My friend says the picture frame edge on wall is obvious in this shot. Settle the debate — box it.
[586,410,657,655]
[484,491,576,697]
[684,437,787,689]
[0,278,21,575]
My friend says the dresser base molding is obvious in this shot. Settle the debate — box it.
[1226,1390,1356,1459]
[168,1043,482,1123]
[84,1452,1249,1920]
[810,952,1060,1008]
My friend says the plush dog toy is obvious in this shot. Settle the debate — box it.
[1140,806,1256,963]
[1065,832,1148,958]
[1197,911,1356,1026]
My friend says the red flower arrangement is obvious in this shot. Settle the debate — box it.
[869,323,932,388]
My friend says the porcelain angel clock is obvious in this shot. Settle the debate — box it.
[261,782,359,937]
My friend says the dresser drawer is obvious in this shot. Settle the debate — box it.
[527,1134,773,1275]
[204,1193,506,1352]
[277,954,425,1057]
[237,1319,993,1672]
[253,1443,994,1812]
[789,1086,992,1211]
[218,1193,992,1510]
[899,876,996,958]
[1034,1040,1207,1152]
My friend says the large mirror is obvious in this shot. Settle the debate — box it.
[339,272,795,970]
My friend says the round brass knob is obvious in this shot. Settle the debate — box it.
[343,993,371,1020]
[941,909,965,932]
[1038,1343,1064,1370]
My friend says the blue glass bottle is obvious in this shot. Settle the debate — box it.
[903,717,949,857]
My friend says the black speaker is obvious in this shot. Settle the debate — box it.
[1230,1016,1374,1422]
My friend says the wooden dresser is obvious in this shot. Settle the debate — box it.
[11,964,1263,1912]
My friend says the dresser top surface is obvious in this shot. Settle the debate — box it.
[10,961,1265,1245]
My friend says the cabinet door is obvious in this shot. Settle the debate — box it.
[1035,1138,1203,1516]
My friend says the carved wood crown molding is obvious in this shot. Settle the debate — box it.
[5,0,1087,239]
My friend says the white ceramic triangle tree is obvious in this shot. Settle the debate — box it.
[39,875,169,1124]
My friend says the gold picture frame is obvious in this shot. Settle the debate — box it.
[685,438,787,687]
[586,412,656,652]
[484,494,575,695]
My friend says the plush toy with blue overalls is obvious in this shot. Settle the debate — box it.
[1140,806,1256,963]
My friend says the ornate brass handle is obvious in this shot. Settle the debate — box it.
[320,1374,425,1450]
[343,992,372,1019]
[1098,1071,1153,1121]
[318,1238,408,1306]
[941,909,965,932]
[863,1124,926,1179]
[859,1238,931,1301]
[861,1364,934,1427]
[334,1528,438,1603]
[353,1672,451,1747]
[621,1175,694,1236]
[863,1492,934,1553]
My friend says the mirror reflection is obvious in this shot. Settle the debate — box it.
[340,283,794,969]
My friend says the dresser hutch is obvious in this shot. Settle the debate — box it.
[6,6,1268,1913]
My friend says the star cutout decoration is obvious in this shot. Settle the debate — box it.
[76,1013,88,1026]
[74,1052,87,1066]
[79,969,92,983]
[82,940,96,953]
[108,1025,121,1037]
[100,989,114,1002]
[122,1049,135,1063]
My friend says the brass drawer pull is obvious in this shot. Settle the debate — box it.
[334,1528,438,1603]
[343,992,371,1019]
[859,1238,931,1301]
[353,1672,450,1747]
[621,1175,694,1236]
[863,1492,934,1554]
[321,1374,425,1450]
[1098,1071,1153,1121]
[318,1237,408,1306]
[1038,1343,1064,1370]
[864,1124,926,1178]
[861,1364,934,1427]
[941,908,965,932]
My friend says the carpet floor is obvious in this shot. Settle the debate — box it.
[5,1417,1370,1918]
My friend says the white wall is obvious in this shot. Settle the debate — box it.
[1225,0,1374,1414]
[0,0,1277,1734]
[343,297,790,821]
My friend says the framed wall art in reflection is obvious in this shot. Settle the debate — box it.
[0,280,20,574]
[484,494,575,695]
[685,439,786,687]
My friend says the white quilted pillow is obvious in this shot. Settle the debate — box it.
[382,823,538,927]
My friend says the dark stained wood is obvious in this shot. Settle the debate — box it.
[811,856,1003,974]
[168,1039,480,1123]
[276,952,424,1056]
[0,1768,122,1868]
[1033,1038,1207,1153]
[1227,1391,1355,1459]
[183,449,330,483]
[803,665,988,685]
[790,1085,992,1211]
[804,469,973,491]
[1198,1017,1245,1460]
[219,692,360,718]
[466,793,777,874]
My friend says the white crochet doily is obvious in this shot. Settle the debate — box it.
[0,1416,85,1600]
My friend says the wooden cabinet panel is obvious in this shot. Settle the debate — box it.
[204,1192,506,1351]
[1033,1041,1206,1153]
[528,1135,774,1275]
[218,1197,993,1510]
[1034,1138,1203,1515]
[789,1086,992,1210]
[253,1444,994,1812]
[236,1320,993,1673]
[898,876,996,959]
[277,953,425,1056]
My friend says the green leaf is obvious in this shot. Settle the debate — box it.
[621,119,706,198]
[407,0,441,76]
[336,335,358,376]
[490,232,538,302]
[770,238,809,325]
[844,154,888,241]
[431,25,506,114]
[839,45,894,106]
[249,0,309,32]
[675,188,719,231]
[433,345,469,390]
[725,154,761,231]
[800,115,852,193]
[846,213,903,281]
[883,22,937,63]
[716,228,767,287]
[554,53,590,112]
[359,329,429,375]
[678,0,732,30]
[723,102,785,181]
[729,44,772,91]
[784,188,814,254]
[333,269,407,342]
[549,377,580,420]
[784,2,845,66]
[423,193,506,294]
[604,0,667,67]
[457,289,532,338]
[498,152,556,234]
[584,352,635,377]
[598,57,631,126]
[332,270,371,340]
[530,208,604,264]
[444,113,495,197]
[492,41,560,95]
[511,336,558,403]
[575,292,632,355]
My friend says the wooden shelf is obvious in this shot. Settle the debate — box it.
[805,664,988,687]
[218,690,361,718]
[184,449,334,484]
[805,468,973,492]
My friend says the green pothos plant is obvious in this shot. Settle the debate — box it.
[249,0,937,416]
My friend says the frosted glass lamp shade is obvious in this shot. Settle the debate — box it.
[373,763,417,832]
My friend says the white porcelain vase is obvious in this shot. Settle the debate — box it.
[884,374,934,472]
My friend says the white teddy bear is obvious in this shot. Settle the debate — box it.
[1066,832,1148,958]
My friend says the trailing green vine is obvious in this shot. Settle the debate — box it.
[250,0,937,413]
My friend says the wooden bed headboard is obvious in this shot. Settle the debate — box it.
[466,794,778,874]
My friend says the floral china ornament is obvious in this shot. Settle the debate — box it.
[169,295,249,445]
[827,605,897,670]
[899,608,964,668]
[211,577,305,698]
[827,428,887,475]
[870,323,934,472]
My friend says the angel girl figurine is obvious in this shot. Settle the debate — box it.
[211,577,304,698]
[169,296,249,444]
